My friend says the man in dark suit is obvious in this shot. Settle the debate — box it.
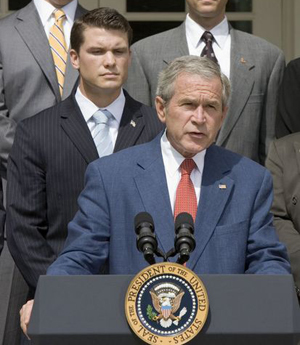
[275,58,300,138]
[266,133,300,299]
[125,0,285,165]
[0,2,86,344]
[6,7,163,301]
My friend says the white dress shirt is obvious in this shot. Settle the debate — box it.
[160,131,206,215]
[75,87,125,147]
[33,0,78,48]
[185,14,231,79]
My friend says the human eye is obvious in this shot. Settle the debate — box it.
[180,99,195,108]
[89,48,104,55]
[206,101,219,111]
[114,48,127,55]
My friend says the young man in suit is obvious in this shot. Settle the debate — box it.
[6,7,163,302]
[125,0,285,165]
[0,1,86,344]
[20,56,290,337]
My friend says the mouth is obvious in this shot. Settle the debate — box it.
[101,72,119,77]
[189,132,206,139]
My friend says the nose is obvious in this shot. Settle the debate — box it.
[192,106,206,125]
[103,51,116,67]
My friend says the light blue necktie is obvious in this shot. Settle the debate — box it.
[92,109,114,157]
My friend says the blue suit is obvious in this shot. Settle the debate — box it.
[47,134,290,276]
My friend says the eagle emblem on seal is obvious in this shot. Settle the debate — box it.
[149,283,187,328]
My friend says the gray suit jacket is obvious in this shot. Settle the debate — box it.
[125,23,285,164]
[0,1,87,173]
[266,133,300,290]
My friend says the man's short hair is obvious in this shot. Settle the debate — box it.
[156,56,231,110]
[71,7,133,53]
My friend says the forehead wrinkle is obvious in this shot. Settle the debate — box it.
[176,87,222,104]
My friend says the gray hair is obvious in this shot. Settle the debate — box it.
[156,56,231,109]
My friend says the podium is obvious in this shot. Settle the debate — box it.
[29,274,300,345]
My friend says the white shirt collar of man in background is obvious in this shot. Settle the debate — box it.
[185,14,231,79]
[75,87,125,147]
[33,0,78,48]
[160,130,206,214]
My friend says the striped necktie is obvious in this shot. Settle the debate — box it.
[92,109,114,158]
[49,9,68,97]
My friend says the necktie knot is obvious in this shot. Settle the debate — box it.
[180,159,196,176]
[54,9,66,23]
[93,109,112,125]
[202,31,214,44]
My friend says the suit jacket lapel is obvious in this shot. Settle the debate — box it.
[60,93,98,164]
[134,135,175,254]
[15,2,61,101]
[217,27,255,146]
[163,23,189,65]
[63,5,87,99]
[62,54,78,100]
[188,146,234,270]
[114,91,146,152]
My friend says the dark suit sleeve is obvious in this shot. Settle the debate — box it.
[266,141,300,287]
[47,161,109,276]
[276,59,300,138]
[6,121,57,291]
[0,176,5,255]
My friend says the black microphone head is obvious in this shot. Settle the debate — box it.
[134,212,154,229]
[134,212,157,265]
[175,212,194,232]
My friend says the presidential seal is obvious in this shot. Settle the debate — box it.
[125,262,209,345]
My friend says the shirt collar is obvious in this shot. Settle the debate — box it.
[33,0,78,26]
[161,130,206,177]
[75,87,125,124]
[185,14,229,50]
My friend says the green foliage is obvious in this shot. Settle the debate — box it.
[147,305,157,321]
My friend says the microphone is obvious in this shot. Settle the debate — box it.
[174,212,196,265]
[135,212,158,265]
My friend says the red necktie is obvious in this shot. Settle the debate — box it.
[174,159,197,222]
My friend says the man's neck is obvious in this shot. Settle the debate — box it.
[79,84,122,108]
[189,13,225,31]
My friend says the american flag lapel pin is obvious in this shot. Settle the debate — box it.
[219,183,227,189]
[130,120,136,127]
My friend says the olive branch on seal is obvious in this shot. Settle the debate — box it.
[146,305,157,321]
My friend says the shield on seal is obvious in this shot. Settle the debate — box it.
[161,305,172,319]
